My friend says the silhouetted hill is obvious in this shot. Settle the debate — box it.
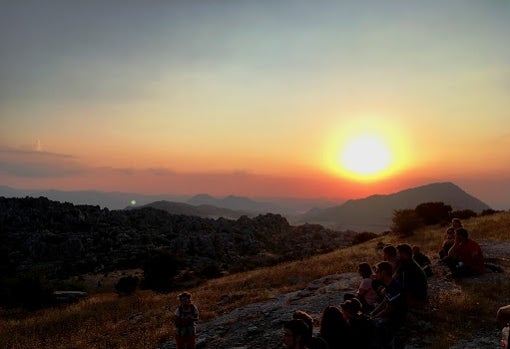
[295,182,491,232]
[0,196,356,280]
[187,194,282,213]
[135,200,252,219]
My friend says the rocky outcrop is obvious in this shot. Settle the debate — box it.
[0,197,357,279]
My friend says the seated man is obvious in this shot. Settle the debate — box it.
[446,228,485,277]
[370,261,407,349]
[412,245,433,277]
[439,228,455,260]
[396,244,428,308]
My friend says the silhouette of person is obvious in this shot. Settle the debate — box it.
[174,292,199,349]
[412,245,433,277]
[320,305,347,349]
[292,310,329,349]
[283,319,311,349]
[446,228,485,277]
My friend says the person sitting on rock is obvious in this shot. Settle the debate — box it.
[320,305,348,349]
[412,245,433,277]
[283,319,312,349]
[396,244,428,309]
[292,310,329,349]
[355,262,379,313]
[341,298,373,349]
[439,227,456,261]
[370,261,407,349]
[446,228,485,277]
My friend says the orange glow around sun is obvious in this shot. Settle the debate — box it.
[323,116,411,182]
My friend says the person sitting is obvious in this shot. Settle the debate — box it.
[283,319,312,349]
[320,306,347,349]
[341,298,373,349]
[412,245,433,277]
[445,228,485,277]
[396,244,428,309]
[355,262,379,312]
[382,245,400,274]
[439,227,456,260]
[370,261,407,349]
[292,310,329,349]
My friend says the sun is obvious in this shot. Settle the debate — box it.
[339,134,392,179]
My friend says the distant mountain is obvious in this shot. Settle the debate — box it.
[0,185,189,210]
[294,182,491,233]
[187,194,282,213]
[135,200,252,219]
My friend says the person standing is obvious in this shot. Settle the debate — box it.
[174,292,199,349]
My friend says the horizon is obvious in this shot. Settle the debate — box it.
[1,2,510,209]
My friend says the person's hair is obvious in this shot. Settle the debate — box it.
[284,319,309,345]
[292,310,313,338]
[396,243,413,257]
[412,245,420,254]
[320,306,347,347]
[375,261,393,277]
[446,227,455,234]
[383,245,397,257]
[455,228,469,239]
[358,262,373,278]
[452,218,462,225]
[178,291,192,300]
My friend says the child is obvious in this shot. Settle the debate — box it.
[174,292,199,349]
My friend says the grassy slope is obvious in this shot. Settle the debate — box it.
[1,212,510,348]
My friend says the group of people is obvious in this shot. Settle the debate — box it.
[283,241,430,349]
[282,217,491,349]
[172,218,499,349]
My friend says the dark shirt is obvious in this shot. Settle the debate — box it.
[397,259,428,305]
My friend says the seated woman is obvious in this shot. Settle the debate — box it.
[355,262,379,312]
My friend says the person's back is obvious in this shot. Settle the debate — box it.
[341,298,373,349]
[412,245,433,277]
[292,310,329,349]
[397,244,428,308]
[320,306,347,349]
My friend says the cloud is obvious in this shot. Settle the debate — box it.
[0,147,85,177]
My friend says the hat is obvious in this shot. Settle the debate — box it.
[341,298,362,315]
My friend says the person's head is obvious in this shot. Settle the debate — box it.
[283,319,309,349]
[358,262,374,278]
[374,261,393,284]
[446,227,455,239]
[455,228,469,243]
[292,310,313,339]
[178,291,192,306]
[383,245,397,261]
[502,326,509,349]
[320,306,346,340]
[412,245,421,255]
[341,298,362,320]
[397,243,413,261]
[452,218,463,229]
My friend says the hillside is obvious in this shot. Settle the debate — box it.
[295,182,491,232]
[1,211,509,348]
[0,196,356,282]
[135,200,252,219]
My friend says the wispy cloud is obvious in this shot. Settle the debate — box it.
[0,147,84,177]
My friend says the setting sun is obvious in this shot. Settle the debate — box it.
[340,135,392,177]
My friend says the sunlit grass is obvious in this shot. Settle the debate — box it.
[1,211,509,348]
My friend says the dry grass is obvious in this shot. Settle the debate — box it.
[1,211,509,348]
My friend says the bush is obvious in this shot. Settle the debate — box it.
[415,202,452,225]
[480,209,497,216]
[351,232,379,245]
[451,209,477,220]
[391,209,423,236]
[141,250,181,292]
[115,276,139,295]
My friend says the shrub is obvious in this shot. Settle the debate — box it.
[480,209,497,216]
[351,232,379,245]
[391,209,422,236]
[450,209,477,220]
[141,249,181,292]
[415,202,452,225]
[115,276,139,295]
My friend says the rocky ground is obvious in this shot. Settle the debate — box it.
[159,241,510,349]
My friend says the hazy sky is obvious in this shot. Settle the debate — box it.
[1,1,509,208]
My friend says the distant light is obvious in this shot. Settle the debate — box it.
[131,199,137,205]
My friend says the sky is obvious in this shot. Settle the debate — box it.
[1,1,510,208]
